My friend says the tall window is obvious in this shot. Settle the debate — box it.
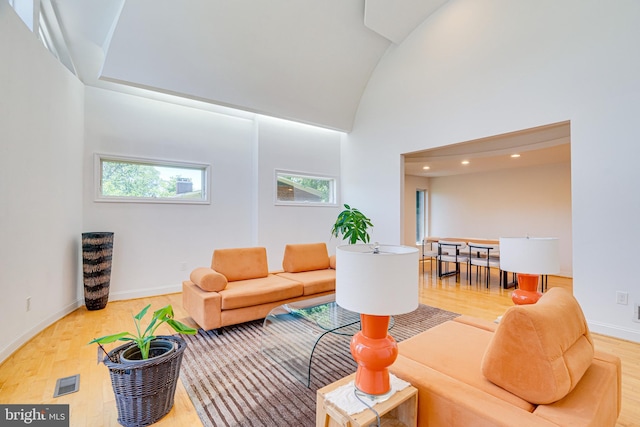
[275,170,337,206]
[95,154,210,204]
[10,0,77,75]
[416,190,428,244]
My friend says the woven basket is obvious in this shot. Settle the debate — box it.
[82,232,114,310]
[104,335,187,427]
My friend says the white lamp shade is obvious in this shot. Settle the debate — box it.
[499,237,560,275]
[336,244,419,315]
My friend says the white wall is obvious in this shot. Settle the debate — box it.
[346,0,640,342]
[0,2,84,361]
[1,1,346,363]
[83,88,256,299]
[83,89,345,296]
[256,116,343,269]
[428,163,572,276]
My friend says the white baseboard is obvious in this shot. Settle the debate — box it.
[108,284,182,302]
[588,320,640,343]
[0,299,82,365]
[0,283,183,364]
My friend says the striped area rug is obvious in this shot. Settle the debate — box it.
[179,304,458,427]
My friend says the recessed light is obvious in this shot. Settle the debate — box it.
[461,160,470,165]
[511,154,521,158]
[422,166,430,170]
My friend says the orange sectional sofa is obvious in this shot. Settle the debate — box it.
[182,243,335,330]
[390,288,621,426]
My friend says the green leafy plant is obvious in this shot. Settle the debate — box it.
[330,204,374,244]
[89,304,197,360]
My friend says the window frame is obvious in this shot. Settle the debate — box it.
[274,169,338,207]
[94,153,211,205]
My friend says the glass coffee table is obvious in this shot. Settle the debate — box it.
[261,294,393,387]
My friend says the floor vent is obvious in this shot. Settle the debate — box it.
[53,374,80,397]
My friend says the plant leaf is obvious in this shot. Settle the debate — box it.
[167,319,198,335]
[88,304,198,358]
[153,305,174,320]
[134,304,151,321]
[88,332,131,345]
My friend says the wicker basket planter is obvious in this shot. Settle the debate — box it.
[103,335,187,427]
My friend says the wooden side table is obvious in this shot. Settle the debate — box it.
[316,373,418,427]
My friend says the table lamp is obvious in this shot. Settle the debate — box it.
[499,237,560,305]
[336,243,418,396]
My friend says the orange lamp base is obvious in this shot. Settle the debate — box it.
[350,314,397,396]
[512,273,542,305]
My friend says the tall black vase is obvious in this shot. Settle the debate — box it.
[82,232,114,311]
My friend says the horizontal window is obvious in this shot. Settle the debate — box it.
[95,154,210,204]
[275,170,337,206]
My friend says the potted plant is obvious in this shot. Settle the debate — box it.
[89,304,197,427]
[331,204,374,244]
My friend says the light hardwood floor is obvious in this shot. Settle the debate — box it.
[0,264,638,426]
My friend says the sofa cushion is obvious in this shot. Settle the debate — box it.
[282,243,330,273]
[481,287,594,405]
[276,269,335,295]
[398,320,535,412]
[190,267,228,292]
[212,247,269,282]
[453,315,498,332]
[219,275,303,310]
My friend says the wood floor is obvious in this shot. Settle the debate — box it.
[0,263,638,426]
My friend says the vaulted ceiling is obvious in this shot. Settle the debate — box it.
[47,0,570,172]
[51,0,450,132]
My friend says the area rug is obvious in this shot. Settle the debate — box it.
[179,304,458,427]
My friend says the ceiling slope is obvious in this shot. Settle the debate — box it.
[51,0,449,131]
[98,0,389,131]
[364,0,450,44]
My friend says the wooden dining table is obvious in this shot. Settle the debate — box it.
[425,237,499,245]
[424,237,516,289]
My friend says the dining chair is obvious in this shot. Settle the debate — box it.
[467,242,501,288]
[437,240,469,282]
[421,238,439,274]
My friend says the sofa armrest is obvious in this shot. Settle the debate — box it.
[390,355,558,427]
[594,350,622,416]
[533,355,621,427]
[182,281,222,330]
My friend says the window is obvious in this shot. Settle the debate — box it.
[95,154,210,204]
[275,170,337,206]
[10,0,33,31]
[416,189,428,244]
[10,0,78,75]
